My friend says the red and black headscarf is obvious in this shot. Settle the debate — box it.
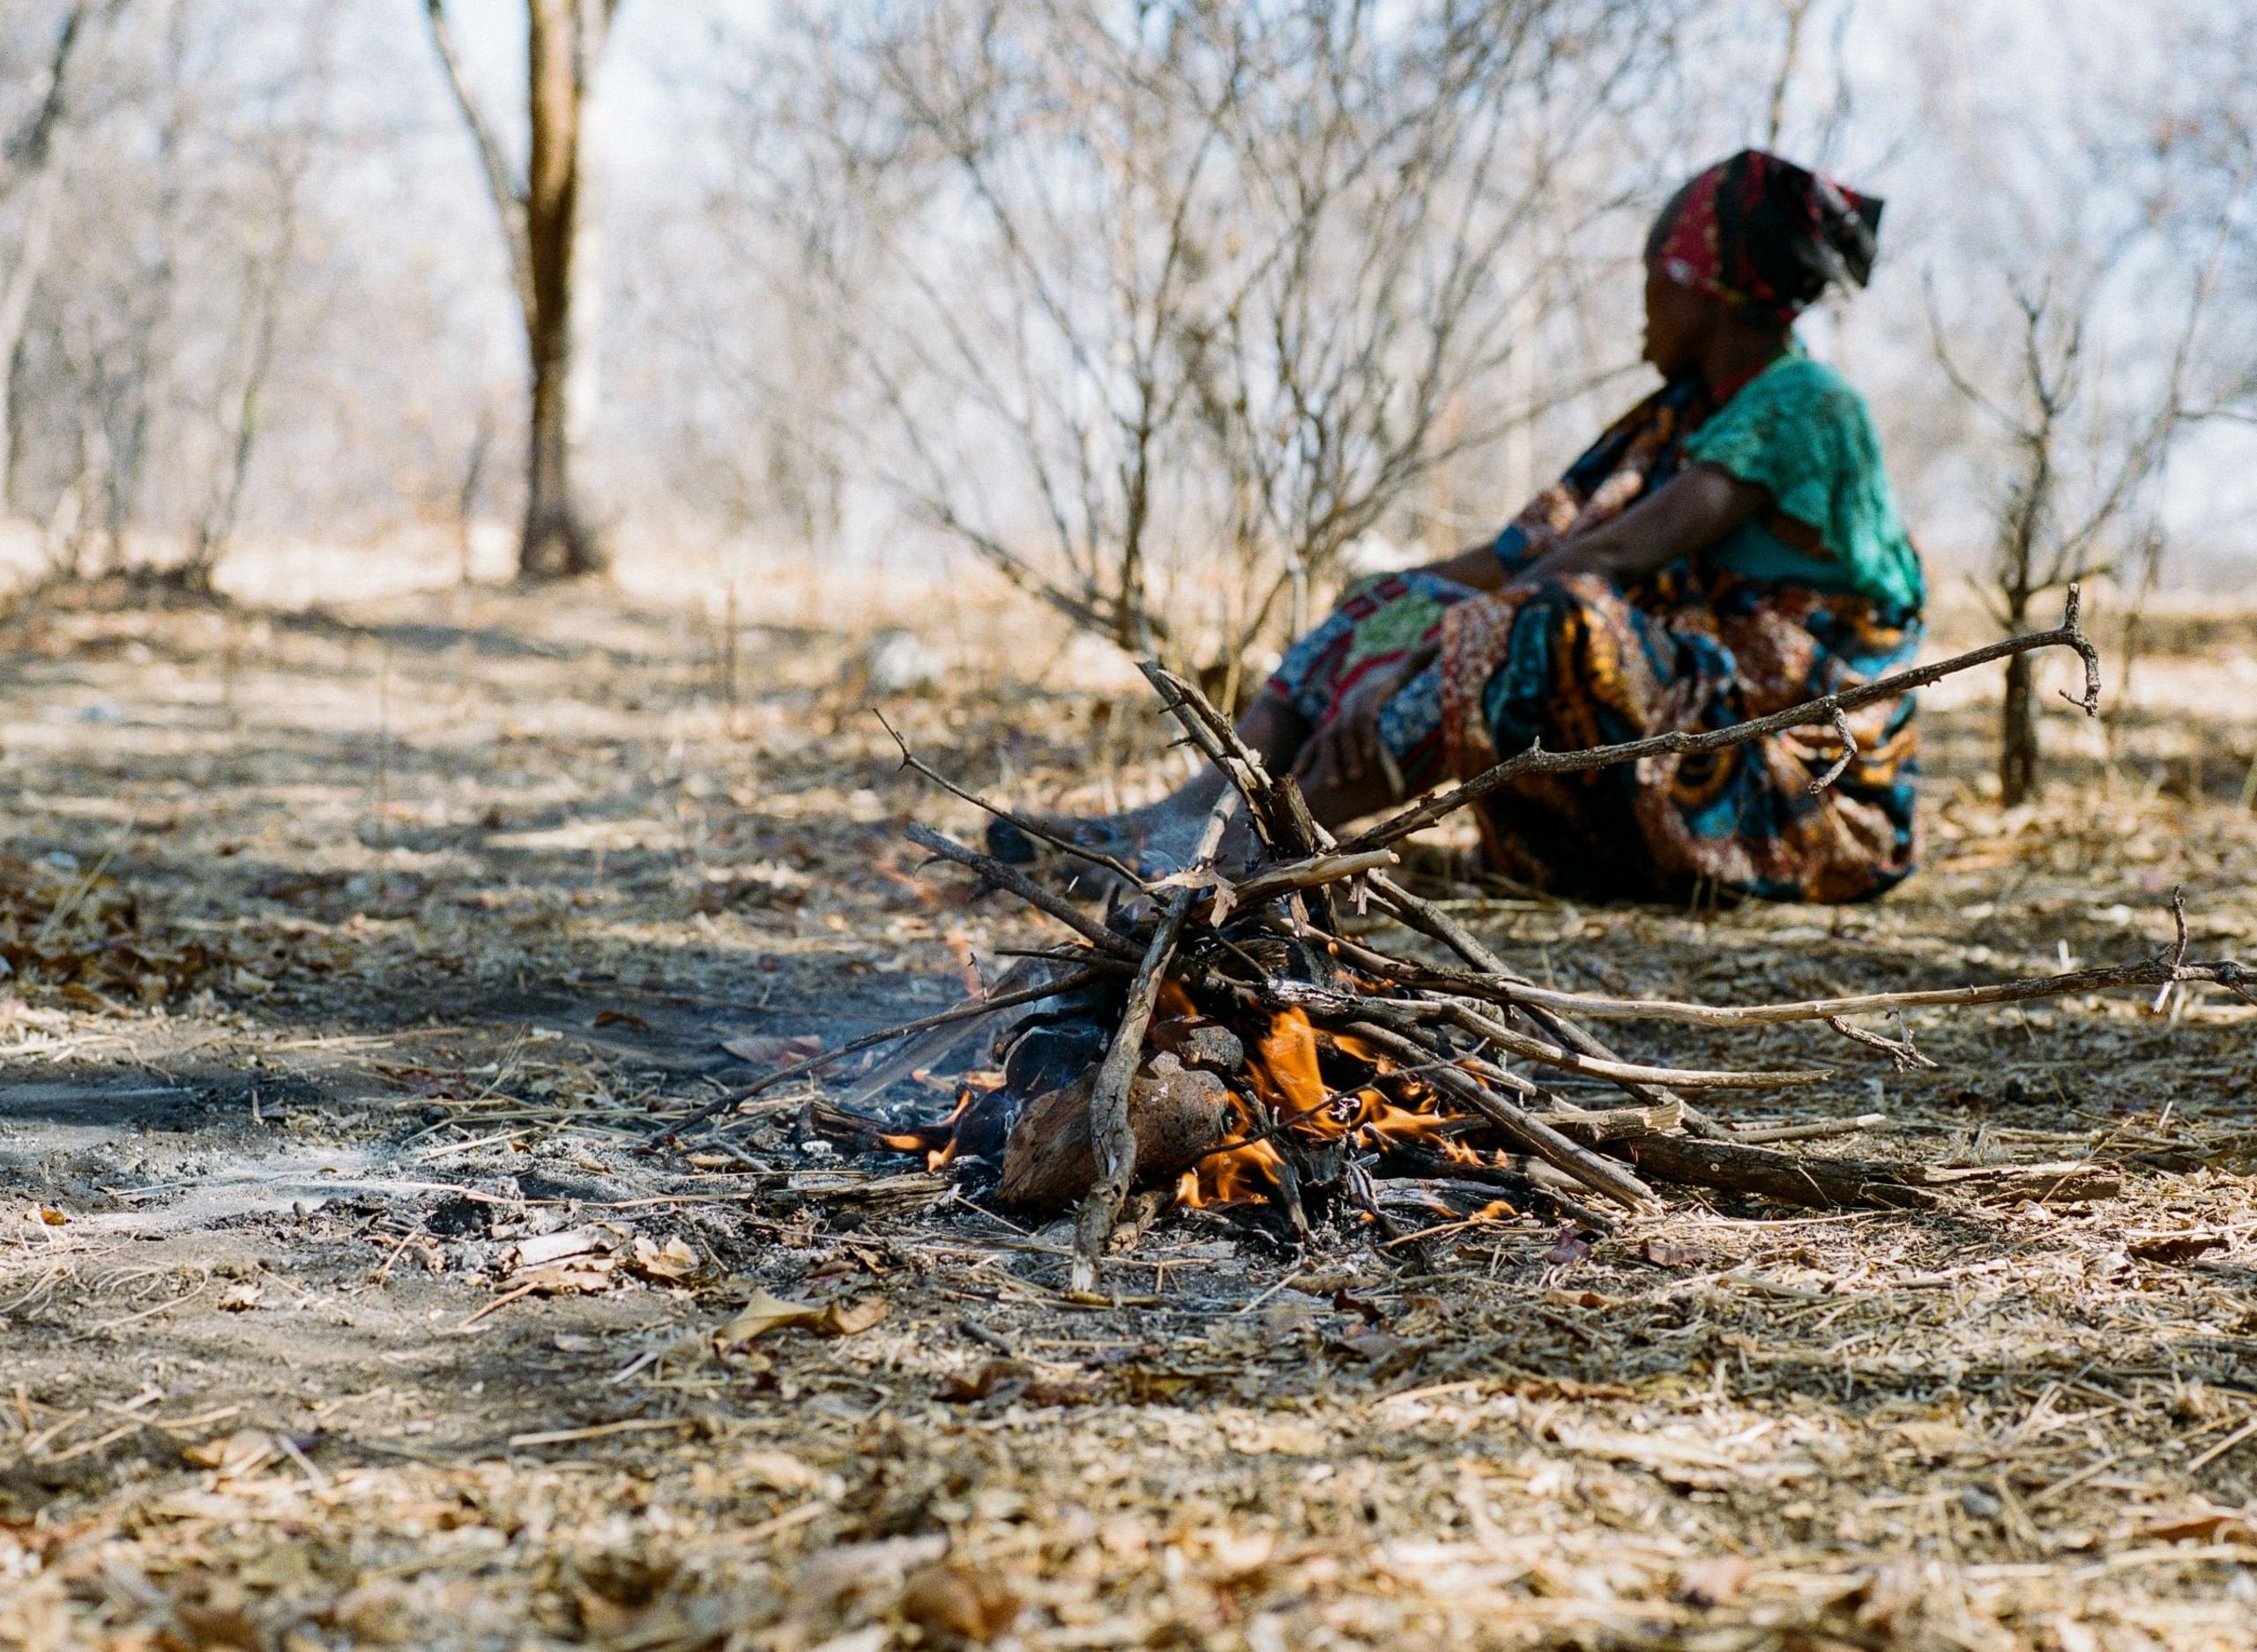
[1651,150,1883,323]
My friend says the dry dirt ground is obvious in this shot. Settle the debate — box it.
[2,568,2255,1651]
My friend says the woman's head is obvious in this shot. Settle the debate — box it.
[1642,151,1883,374]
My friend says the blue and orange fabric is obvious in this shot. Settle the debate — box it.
[1264,153,1921,904]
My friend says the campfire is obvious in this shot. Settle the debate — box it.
[655,595,2253,1290]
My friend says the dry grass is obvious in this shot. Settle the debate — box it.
[0,559,2253,1651]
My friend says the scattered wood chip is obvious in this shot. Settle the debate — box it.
[2127,1230,2228,1263]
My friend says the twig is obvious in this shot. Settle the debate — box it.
[875,710,1150,890]
[2154,886,2189,1014]
[1824,1016,1938,1070]
[1731,1113,1888,1145]
[34,809,138,949]
[1337,586,2103,855]
[904,823,1143,961]
[1218,848,1397,910]
[1141,660,1330,863]
[1434,1000,1833,1090]
[1806,706,1859,794]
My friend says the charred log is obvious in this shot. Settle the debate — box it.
[996,1054,1233,1210]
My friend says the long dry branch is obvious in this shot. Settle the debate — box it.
[1141,662,1330,860]
[1337,586,2103,856]
[1349,1020,1655,1211]
[1361,874,1732,1140]
[1420,954,2254,1028]
[1619,1135,1940,1211]
[1432,1001,1833,1090]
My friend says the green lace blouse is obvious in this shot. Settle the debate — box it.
[1683,347,1925,611]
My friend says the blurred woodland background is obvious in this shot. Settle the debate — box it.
[11,11,2257,1648]
[3,0,2254,694]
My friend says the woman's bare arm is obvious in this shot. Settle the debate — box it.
[1411,464,1768,593]
[1300,465,1770,807]
[1416,543,1516,591]
[1520,463,1767,585]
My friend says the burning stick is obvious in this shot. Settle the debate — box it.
[649,962,1106,1146]
[1070,793,1239,1294]
[1344,1020,1656,1211]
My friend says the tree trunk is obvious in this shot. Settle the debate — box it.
[0,4,88,515]
[0,175,60,514]
[518,0,607,579]
[2000,650,2038,806]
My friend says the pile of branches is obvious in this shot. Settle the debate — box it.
[658,592,2251,1288]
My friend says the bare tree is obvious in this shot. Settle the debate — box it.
[1929,242,2223,804]
[181,133,307,588]
[422,0,616,580]
[0,3,101,514]
[732,0,1667,677]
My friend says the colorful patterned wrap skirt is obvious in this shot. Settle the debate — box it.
[1266,553,1922,905]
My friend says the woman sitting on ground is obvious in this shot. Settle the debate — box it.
[1016,151,1926,904]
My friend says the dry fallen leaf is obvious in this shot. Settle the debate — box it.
[1544,1225,1594,1268]
[717,1031,826,1068]
[901,1560,1022,1647]
[2127,1231,2227,1263]
[628,1235,702,1284]
[518,1257,618,1296]
[714,1289,824,1349]
[822,1296,890,1336]
[215,1283,263,1313]
[714,1291,888,1351]
[2136,1507,2257,1544]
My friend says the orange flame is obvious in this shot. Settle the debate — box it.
[1170,1006,1486,1208]
[875,1073,1002,1170]
[883,989,1509,1210]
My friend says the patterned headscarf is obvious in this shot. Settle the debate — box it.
[1651,150,1883,323]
